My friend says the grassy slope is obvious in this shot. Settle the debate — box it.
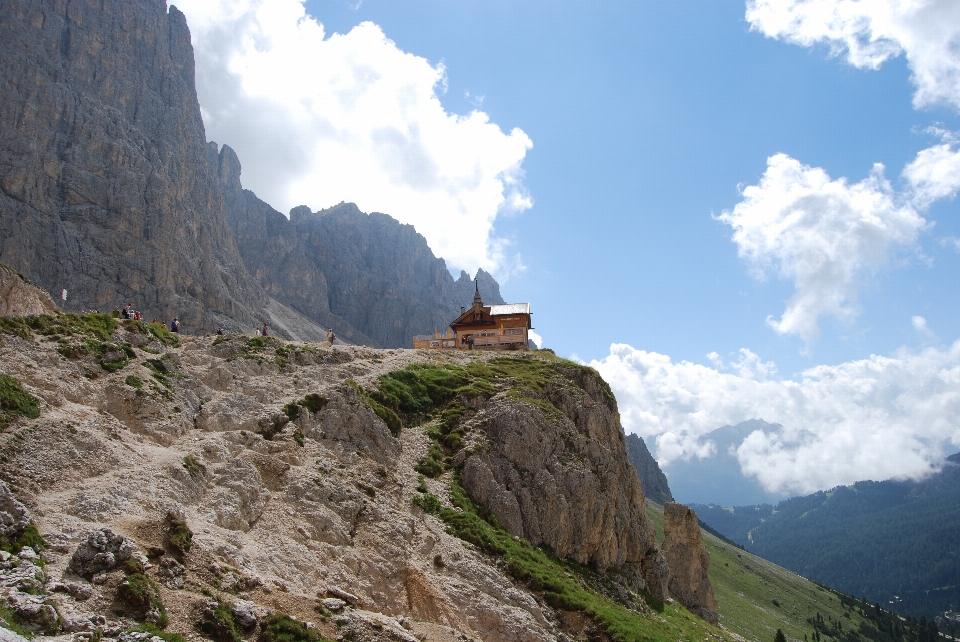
[646,500,852,642]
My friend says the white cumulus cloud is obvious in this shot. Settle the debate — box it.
[170,0,533,274]
[717,153,926,342]
[902,136,960,208]
[745,0,960,111]
[589,342,960,495]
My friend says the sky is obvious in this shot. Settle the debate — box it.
[169,0,960,499]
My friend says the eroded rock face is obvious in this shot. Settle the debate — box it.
[0,267,57,317]
[460,366,661,580]
[662,502,718,624]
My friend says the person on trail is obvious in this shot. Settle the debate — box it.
[216,327,224,336]
[112,306,120,318]
[255,326,261,336]
[327,328,335,346]
[122,304,132,319]
[171,318,180,333]
[262,322,269,337]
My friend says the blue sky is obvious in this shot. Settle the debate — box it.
[173,0,960,497]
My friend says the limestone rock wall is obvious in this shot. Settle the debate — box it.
[0,0,270,332]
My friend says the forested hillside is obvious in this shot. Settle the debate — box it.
[692,453,960,619]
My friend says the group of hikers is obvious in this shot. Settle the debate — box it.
[112,303,180,333]
[111,303,337,346]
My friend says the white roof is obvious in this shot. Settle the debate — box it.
[489,303,530,316]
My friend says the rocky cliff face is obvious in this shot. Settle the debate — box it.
[459,365,662,583]
[625,432,674,505]
[0,0,274,332]
[0,319,721,642]
[0,1,490,346]
[213,143,504,348]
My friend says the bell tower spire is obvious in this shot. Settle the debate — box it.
[473,279,483,307]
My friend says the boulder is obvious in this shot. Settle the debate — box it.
[68,529,137,579]
[662,503,718,624]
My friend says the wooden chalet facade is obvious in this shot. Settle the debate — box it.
[412,283,532,350]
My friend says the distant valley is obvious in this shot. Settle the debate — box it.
[693,452,960,619]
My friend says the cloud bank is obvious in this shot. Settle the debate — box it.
[746,0,960,111]
[589,342,960,496]
[171,0,533,274]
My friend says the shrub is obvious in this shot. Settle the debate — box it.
[0,374,40,430]
[412,493,442,515]
[125,375,144,389]
[199,599,242,642]
[260,613,330,642]
[166,512,193,555]
[118,573,168,628]
[182,454,206,479]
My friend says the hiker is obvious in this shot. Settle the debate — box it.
[262,322,269,337]
[216,327,224,336]
[122,304,132,319]
[326,328,336,346]
[112,306,120,318]
[171,318,180,333]
[134,311,142,321]
[255,326,261,336]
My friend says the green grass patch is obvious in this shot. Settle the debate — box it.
[0,523,46,556]
[134,623,188,642]
[0,312,118,343]
[125,375,144,390]
[0,373,40,430]
[124,320,181,347]
[0,602,32,639]
[260,613,332,642]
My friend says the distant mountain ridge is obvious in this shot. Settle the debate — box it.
[662,419,790,506]
[211,143,504,347]
[692,452,960,619]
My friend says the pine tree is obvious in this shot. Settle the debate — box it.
[775,629,788,642]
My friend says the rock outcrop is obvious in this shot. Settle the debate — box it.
[213,142,505,347]
[663,502,718,624]
[458,363,667,595]
[625,432,674,504]
[0,266,57,317]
